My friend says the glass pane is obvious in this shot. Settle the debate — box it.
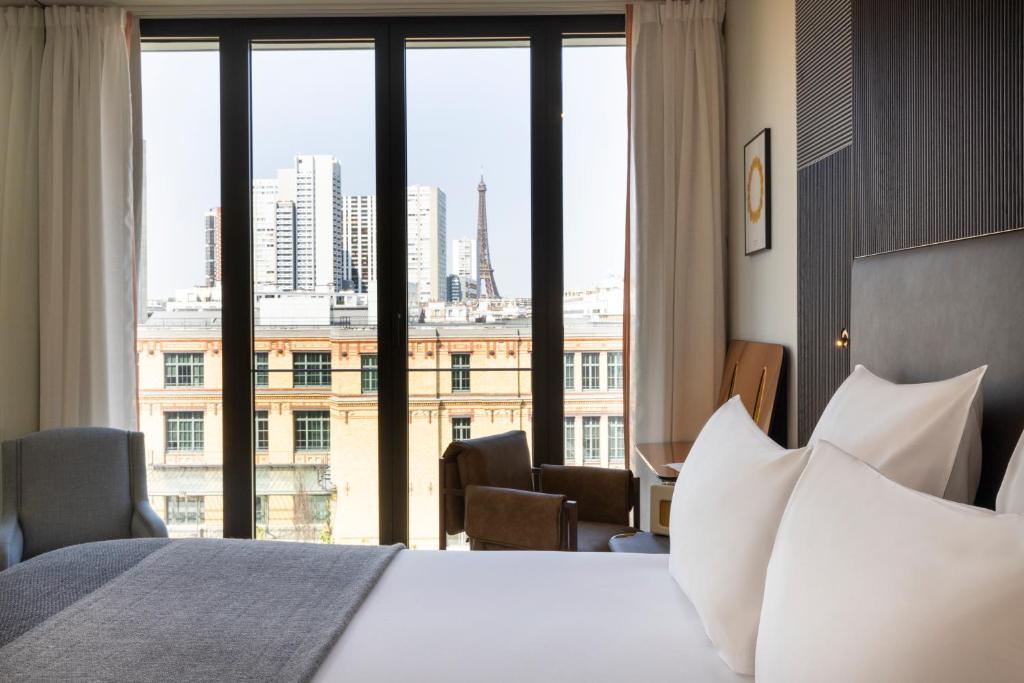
[251,40,379,544]
[562,37,627,469]
[406,38,532,549]
[138,42,223,538]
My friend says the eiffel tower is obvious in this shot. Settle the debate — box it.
[476,175,501,299]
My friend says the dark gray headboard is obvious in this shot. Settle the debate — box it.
[851,228,1024,508]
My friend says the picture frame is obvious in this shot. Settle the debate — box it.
[743,128,771,255]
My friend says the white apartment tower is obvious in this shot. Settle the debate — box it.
[252,179,279,289]
[252,155,343,293]
[452,238,477,295]
[407,186,447,303]
[342,195,376,293]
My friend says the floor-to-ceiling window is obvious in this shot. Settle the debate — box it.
[406,36,532,549]
[250,40,380,544]
[563,35,627,471]
[139,16,625,546]
[137,40,223,539]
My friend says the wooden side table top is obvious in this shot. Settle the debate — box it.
[635,441,693,481]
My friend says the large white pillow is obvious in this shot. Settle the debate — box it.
[757,441,1024,683]
[669,396,811,675]
[809,364,985,502]
[996,430,1024,513]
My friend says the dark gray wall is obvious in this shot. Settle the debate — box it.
[796,0,1024,441]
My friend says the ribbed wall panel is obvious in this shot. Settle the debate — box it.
[795,0,852,169]
[853,0,1024,256]
[797,148,852,444]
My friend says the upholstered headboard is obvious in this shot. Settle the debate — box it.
[851,228,1024,508]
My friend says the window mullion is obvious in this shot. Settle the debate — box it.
[530,24,565,467]
[219,26,255,540]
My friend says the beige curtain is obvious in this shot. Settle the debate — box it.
[0,8,44,441]
[630,0,727,446]
[38,7,140,430]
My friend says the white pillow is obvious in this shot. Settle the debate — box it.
[996,430,1024,513]
[757,441,1024,683]
[809,364,985,502]
[669,396,811,675]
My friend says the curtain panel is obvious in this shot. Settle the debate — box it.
[629,0,727,445]
[0,8,44,441]
[38,7,140,430]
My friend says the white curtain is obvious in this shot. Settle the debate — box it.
[630,0,727,445]
[0,8,44,441]
[38,7,139,430]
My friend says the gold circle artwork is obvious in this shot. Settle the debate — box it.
[746,155,765,224]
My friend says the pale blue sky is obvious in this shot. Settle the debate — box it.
[141,43,625,300]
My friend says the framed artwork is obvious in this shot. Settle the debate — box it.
[744,128,771,255]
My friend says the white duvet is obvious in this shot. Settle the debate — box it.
[316,550,747,682]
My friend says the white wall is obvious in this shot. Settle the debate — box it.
[725,0,798,446]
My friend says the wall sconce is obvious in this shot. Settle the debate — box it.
[835,328,850,349]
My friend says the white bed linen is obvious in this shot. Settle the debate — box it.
[315,550,749,682]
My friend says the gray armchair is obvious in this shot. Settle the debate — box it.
[0,427,167,570]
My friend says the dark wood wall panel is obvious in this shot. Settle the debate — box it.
[797,0,1024,442]
[797,149,852,444]
[853,0,1024,256]
[795,0,852,169]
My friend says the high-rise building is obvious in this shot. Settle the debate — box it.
[342,195,377,293]
[446,274,462,302]
[252,179,279,289]
[452,238,476,296]
[255,155,343,293]
[275,201,298,290]
[203,208,222,287]
[407,185,447,303]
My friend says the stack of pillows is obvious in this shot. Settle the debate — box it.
[669,364,1024,681]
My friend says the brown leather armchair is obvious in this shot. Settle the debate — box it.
[439,431,639,552]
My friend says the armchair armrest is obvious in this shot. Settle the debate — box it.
[464,485,576,551]
[131,500,169,538]
[0,511,24,570]
[538,465,637,527]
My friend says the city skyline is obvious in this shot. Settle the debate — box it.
[141,44,626,301]
[202,164,526,310]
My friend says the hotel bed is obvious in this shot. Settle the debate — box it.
[3,229,1024,681]
[318,550,746,683]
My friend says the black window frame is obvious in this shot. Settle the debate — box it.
[140,14,625,545]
